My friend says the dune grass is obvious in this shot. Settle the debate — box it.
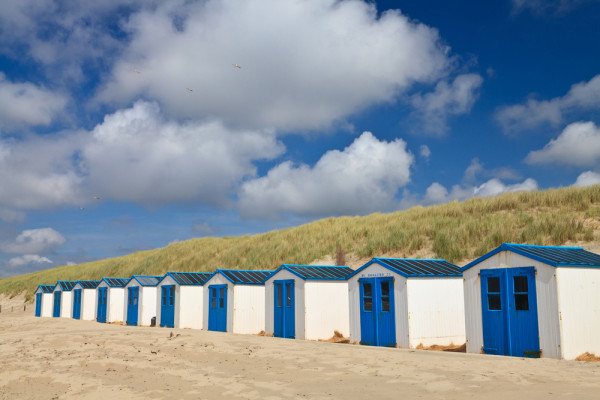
[3,185,600,301]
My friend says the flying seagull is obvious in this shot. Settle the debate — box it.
[186,88,193,92]
[233,64,241,69]
[92,195,101,200]
[133,69,140,74]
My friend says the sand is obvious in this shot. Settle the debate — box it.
[1,308,600,399]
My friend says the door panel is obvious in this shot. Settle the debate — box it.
[359,277,396,347]
[208,285,227,332]
[126,287,139,326]
[160,285,175,328]
[73,289,82,319]
[97,287,107,323]
[481,269,508,355]
[274,280,295,338]
[53,291,61,317]
[35,293,42,317]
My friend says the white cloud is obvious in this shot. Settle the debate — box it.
[81,101,284,206]
[0,73,67,128]
[192,221,217,236]
[239,132,414,218]
[573,171,600,187]
[525,121,600,167]
[496,75,600,132]
[473,178,538,197]
[424,178,538,205]
[1,228,66,254]
[511,0,592,15]
[411,73,483,134]
[8,254,53,268]
[419,145,431,160]
[98,0,451,131]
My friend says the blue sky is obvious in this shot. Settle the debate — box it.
[0,0,599,277]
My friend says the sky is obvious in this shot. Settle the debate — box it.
[0,0,599,278]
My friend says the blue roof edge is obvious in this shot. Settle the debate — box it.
[211,269,273,285]
[348,258,462,279]
[157,271,215,286]
[267,264,352,281]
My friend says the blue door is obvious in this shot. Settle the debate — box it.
[53,291,61,317]
[72,289,82,319]
[208,285,227,332]
[35,293,42,317]
[359,277,396,347]
[97,287,107,323]
[481,267,540,357]
[273,280,295,338]
[126,287,139,326]
[160,285,175,328]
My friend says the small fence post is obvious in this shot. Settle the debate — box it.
[0,305,2,313]
[24,304,26,311]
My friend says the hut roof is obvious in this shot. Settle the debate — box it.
[349,258,461,279]
[272,264,353,281]
[216,269,273,285]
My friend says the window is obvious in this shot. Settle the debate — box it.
[487,277,501,311]
[362,282,373,312]
[381,281,390,312]
[513,276,529,311]
[286,283,293,307]
[276,285,282,307]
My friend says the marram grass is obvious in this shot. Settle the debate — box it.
[3,185,600,301]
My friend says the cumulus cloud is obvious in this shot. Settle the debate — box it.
[424,178,538,205]
[463,157,522,184]
[98,0,450,131]
[1,228,66,254]
[192,221,217,236]
[411,73,483,134]
[8,254,53,268]
[496,75,600,132]
[511,0,593,15]
[473,178,538,197]
[81,101,284,207]
[573,171,600,187]
[239,132,414,218]
[0,73,67,128]
[419,145,431,161]
[525,121,600,167]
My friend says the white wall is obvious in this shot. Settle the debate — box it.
[178,285,204,329]
[556,267,600,360]
[41,292,53,317]
[60,291,73,319]
[463,250,560,358]
[233,285,266,335]
[406,278,466,348]
[139,286,158,326]
[107,287,125,323]
[348,264,408,347]
[304,281,349,341]
[264,270,306,339]
[81,289,97,321]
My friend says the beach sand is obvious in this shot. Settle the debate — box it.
[1,306,599,399]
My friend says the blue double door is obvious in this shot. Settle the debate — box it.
[274,280,295,338]
[35,293,42,317]
[53,291,61,317]
[97,287,108,323]
[359,277,396,347]
[126,287,139,326]
[481,267,540,357]
[72,289,82,319]
[208,285,227,332]
[160,285,175,328]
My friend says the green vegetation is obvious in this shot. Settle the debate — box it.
[4,185,600,301]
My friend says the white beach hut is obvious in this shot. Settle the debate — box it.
[156,272,213,329]
[348,258,465,348]
[462,243,600,360]
[34,285,54,317]
[52,281,77,318]
[264,265,353,341]
[203,269,273,334]
[96,278,129,324]
[123,275,163,326]
[71,281,101,321]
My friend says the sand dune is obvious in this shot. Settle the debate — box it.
[1,308,599,399]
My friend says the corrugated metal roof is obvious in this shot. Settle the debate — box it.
[102,277,129,287]
[167,272,213,285]
[217,269,273,285]
[37,285,54,293]
[462,243,600,271]
[130,275,162,286]
[274,264,353,280]
[357,258,462,278]
[78,280,100,289]
[56,281,78,291]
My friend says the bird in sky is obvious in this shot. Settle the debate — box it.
[233,64,241,69]
[133,69,140,74]
[92,195,101,200]
[186,88,193,92]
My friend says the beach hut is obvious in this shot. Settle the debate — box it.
[348,258,465,348]
[462,243,600,360]
[96,278,129,324]
[203,269,273,334]
[156,272,213,329]
[71,281,100,321]
[123,275,163,326]
[34,285,54,317]
[264,265,353,341]
[52,281,77,318]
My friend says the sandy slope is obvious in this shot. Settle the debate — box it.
[1,309,599,400]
